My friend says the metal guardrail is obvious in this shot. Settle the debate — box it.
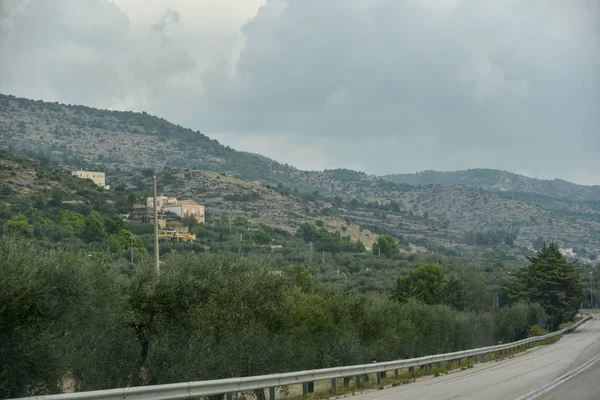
[27,315,592,400]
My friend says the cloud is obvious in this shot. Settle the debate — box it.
[152,7,180,43]
[199,0,599,182]
[0,0,598,184]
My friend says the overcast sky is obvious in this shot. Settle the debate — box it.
[1,0,598,184]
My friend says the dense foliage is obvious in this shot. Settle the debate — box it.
[1,237,547,398]
[510,242,582,330]
[296,222,366,253]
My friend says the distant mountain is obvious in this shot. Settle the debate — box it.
[384,169,600,202]
[1,93,599,260]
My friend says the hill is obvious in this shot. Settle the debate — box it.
[0,93,297,184]
[1,93,599,261]
[384,169,600,202]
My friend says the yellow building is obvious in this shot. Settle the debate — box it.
[71,170,106,187]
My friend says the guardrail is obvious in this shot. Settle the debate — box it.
[27,315,592,400]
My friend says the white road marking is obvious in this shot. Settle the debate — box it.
[513,352,600,400]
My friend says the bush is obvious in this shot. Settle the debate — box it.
[0,236,550,396]
[0,238,138,397]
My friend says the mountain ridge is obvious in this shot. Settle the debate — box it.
[384,169,600,202]
[2,93,596,190]
[1,92,599,260]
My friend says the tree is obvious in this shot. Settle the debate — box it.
[443,276,470,311]
[252,229,272,245]
[296,223,320,243]
[60,210,84,235]
[181,215,198,231]
[0,238,138,398]
[5,214,33,238]
[372,235,399,257]
[233,216,251,229]
[81,212,107,243]
[284,264,314,292]
[104,215,125,235]
[392,263,445,304]
[510,242,582,330]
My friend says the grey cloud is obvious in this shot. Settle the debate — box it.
[152,7,180,42]
[0,0,195,112]
[199,0,599,182]
[0,0,598,183]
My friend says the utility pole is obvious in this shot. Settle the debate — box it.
[130,235,134,263]
[153,176,160,274]
[590,271,594,309]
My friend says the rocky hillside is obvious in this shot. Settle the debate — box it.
[1,93,599,260]
[0,93,297,184]
[384,169,600,202]
[0,151,118,206]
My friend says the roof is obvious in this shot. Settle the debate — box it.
[72,170,105,174]
[179,200,204,206]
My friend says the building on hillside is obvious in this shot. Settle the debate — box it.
[145,195,205,224]
[72,170,107,188]
[129,204,166,228]
[164,200,205,224]
[146,195,178,210]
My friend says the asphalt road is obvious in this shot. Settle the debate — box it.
[351,316,600,400]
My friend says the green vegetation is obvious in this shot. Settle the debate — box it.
[463,230,517,247]
[296,223,366,253]
[1,237,547,398]
[372,235,400,258]
[0,150,589,398]
[0,151,148,261]
[510,242,582,330]
[392,263,501,312]
[2,93,599,261]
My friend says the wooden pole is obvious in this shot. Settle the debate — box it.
[153,176,160,274]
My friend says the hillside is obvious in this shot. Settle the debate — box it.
[384,169,600,202]
[1,93,599,261]
[0,93,297,184]
[0,151,120,210]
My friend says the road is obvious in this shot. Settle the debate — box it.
[352,316,600,400]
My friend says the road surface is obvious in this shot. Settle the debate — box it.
[352,316,600,400]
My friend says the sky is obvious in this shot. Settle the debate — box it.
[0,0,599,185]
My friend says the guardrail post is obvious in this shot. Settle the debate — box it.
[355,375,361,388]
[269,387,276,400]
[395,368,400,379]
[331,378,337,392]
[307,381,314,393]
[227,393,233,400]
[376,371,381,385]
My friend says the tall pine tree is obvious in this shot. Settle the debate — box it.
[511,242,582,330]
